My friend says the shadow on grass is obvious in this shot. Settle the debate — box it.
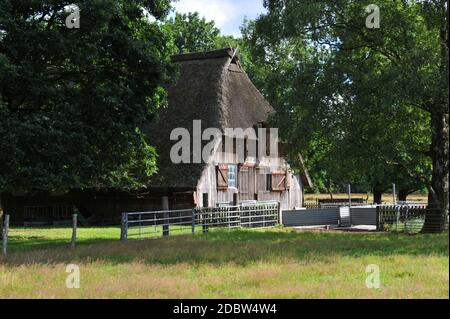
[6,225,207,252]
[6,226,121,252]
[2,226,448,267]
[8,237,116,251]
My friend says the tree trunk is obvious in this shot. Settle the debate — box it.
[398,189,410,202]
[425,111,449,232]
[424,5,449,233]
[373,190,383,204]
[0,192,3,240]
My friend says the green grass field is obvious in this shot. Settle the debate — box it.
[6,225,202,252]
[0,226,448,298]
[304,192,428,204]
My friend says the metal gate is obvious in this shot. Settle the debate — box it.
[121,201,279,240]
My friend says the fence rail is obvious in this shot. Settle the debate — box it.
[121,202,279,240]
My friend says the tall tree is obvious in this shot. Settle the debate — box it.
[244,0,448,223]
[162,11,251,65]
[163,12,221,54]
[0,0,175,218]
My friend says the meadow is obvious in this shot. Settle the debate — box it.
[304,192,428,204]
[0,226,448,298]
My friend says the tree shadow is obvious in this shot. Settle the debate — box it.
[2,228,448,267]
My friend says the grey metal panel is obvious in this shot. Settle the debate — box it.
[351,206,377,226]
[282,208,339,226]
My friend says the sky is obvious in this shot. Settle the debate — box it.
[172,0,267,37]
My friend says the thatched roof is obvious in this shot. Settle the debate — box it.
[144,48,274,189]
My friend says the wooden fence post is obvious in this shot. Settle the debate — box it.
[2,214,9,257]
[162,196,169,237]
[191,209,196,234]
[70,214,77,249]
[120,213,128,241]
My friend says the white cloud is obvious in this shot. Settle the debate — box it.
[173,0,238,30]
[172,0,265,36]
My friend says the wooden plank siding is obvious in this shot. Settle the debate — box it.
[196,134,304,210]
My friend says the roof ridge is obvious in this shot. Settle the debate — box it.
[171,48,238,62]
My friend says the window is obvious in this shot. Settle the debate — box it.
[244,137,248,160]
[266,174,272,191]
[228,164,237,188]
[221,135,226,153]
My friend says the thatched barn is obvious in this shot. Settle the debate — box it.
[3,48,311,225]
